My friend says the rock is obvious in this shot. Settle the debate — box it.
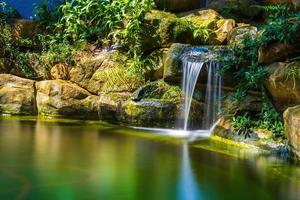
[291,0,300,10]
[0,74,36,115]
[51,64,69,80]
[98,94,120,121]
[142,9,235,50]
[228,25,258,45]
[36,80,100,119]
[180,9,235,45]
[163,44,239,87]
[284,105,300,157]
[119,99,178,128]
[147,48,168,81]
[266,62,300,111]
[178,9,223,20]
[210,19,235,44]
[163,43,190,82]
[70,51,128,94]
[258,43,297,64]
[154,0,200,12]
[142,10,196,51]
[222,93,262,115]
[7,19,43,48]
[121,80,203,129]
[132,80,171,101]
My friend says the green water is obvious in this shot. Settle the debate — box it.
[0,118,299,200]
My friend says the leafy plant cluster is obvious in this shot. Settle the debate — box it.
[221,4,299,138]
[37,0,154,55]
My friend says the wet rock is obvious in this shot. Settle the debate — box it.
[51,64,69,80]
[258,43,297,64]
[284,105,300,157]
[36,80,100,119]
[0,74,36,115]
[266,62,300,111]
[119,99,178,128]
[163,43,238,87]
[98,94,120,121]
[163,43,190,82]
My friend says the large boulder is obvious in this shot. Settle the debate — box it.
[69,51,134,95]
[258,43,297,64]
[119,80,204,129]
[284,105,300,157]
[142,9,236,50]
[179,9,235,45]
[119,99,178,127]
[266,62,300,111]
[36,80,100,119]
[0,74,36,115]
[142,10,196,51]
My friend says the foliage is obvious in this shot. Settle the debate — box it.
[256,102,285,137]
[219,4,299,137]
[284,63,300,89]
[257,4,300,44]
[192,25,212,43]
[232,113,253,138]
[43,0,154,54]
[0,2,21,18]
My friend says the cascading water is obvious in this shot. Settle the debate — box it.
[180,47,222,131]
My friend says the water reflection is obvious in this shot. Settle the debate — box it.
[0,119,299,200]
[178,143,202,200]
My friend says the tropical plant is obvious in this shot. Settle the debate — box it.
[232,113,253,138]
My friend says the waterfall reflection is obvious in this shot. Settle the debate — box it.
[178,143,202,200]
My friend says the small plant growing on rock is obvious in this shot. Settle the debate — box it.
[232,113,253,138]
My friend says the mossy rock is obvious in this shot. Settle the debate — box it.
[142,10,196,51]
[119,99,178,128]
[36,80,100,119]
[0,74,36,115]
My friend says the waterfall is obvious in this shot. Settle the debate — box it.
[181,58,204,131]
[180,47,222,131]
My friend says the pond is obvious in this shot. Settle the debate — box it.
[0,118,299,200]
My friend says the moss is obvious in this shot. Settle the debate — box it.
[162,86,182,101]
[124,101,145,117]
[142,10,196,50]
